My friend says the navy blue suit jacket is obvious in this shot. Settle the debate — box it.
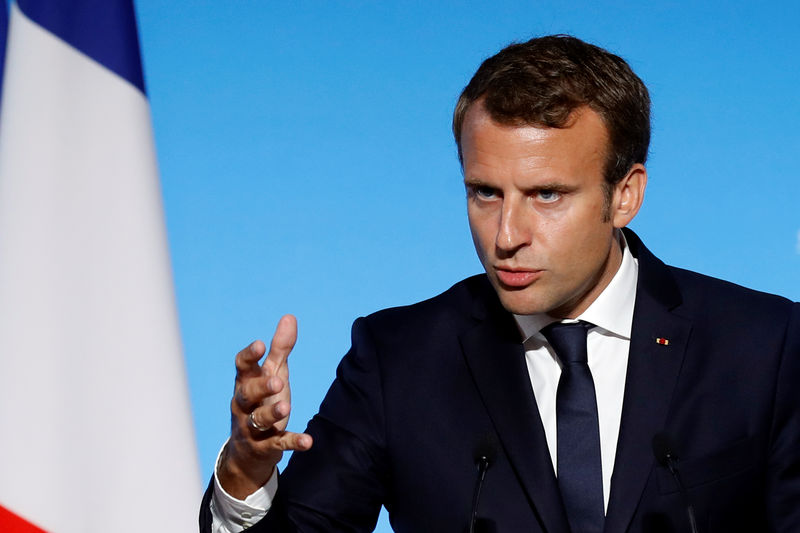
[201,230,800,532]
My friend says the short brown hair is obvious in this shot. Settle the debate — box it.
[453,35,650,186]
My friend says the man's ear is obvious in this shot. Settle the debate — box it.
[611,163,647,228]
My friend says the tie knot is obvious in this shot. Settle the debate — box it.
[541,321,592,365]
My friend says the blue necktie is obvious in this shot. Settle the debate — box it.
[542,321,604,533]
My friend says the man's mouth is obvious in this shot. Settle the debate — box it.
[494,268,542,288]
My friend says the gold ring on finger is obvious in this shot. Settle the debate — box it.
[248,411,270,432]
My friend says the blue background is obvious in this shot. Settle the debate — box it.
[134,2,798,530]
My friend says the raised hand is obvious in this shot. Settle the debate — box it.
[218,314,313,499]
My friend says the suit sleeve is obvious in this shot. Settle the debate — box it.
[765,302,800,531]
[248,316,390,532]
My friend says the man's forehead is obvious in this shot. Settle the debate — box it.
[464,99,605,136]
[460,104,610,169]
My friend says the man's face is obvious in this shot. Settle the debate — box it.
[462,104,633,318]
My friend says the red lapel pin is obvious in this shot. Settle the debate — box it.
[655,337,670,346]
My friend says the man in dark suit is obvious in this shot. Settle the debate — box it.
[202,36,800,532]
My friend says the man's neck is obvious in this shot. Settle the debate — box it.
[514,230,638,340]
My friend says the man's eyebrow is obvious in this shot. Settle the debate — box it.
[463,177,491,186]
[463,177,577,193]
[525,182,576,193]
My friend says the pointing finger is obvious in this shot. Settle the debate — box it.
[265,314,297,368]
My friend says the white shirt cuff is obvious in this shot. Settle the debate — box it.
[210,441,278,532]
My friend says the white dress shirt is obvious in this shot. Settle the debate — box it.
[211,444,277,532]
[212,235,638,529]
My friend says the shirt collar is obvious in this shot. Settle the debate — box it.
[514,231,639,342]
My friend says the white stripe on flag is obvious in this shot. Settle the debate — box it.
[0,3,201,532]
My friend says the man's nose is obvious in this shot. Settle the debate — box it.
[496,200,531,252]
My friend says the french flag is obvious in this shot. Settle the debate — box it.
[0,2,201,531]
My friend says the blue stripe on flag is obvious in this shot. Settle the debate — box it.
[1,0,7,97]
[17,0,145,93]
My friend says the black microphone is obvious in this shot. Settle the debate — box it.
[469,434,498,533]
[652,433,699,533]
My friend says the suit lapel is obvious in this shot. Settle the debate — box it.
[604,230,692,532]
[460,290,571,533]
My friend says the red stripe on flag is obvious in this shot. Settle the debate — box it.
[0,504,48,532]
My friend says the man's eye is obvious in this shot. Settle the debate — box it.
[471,186,497,199]
[536,190,561,203]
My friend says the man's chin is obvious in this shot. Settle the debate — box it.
[492,284,547,316]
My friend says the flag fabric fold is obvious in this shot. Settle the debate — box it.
[0,1,201,531]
